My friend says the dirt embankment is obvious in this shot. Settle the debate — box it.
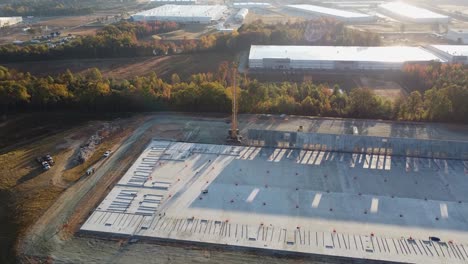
[0,113,146,263]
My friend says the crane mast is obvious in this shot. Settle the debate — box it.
[231,67,238,138]
[227,65,241,143]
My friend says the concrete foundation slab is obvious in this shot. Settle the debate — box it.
[81,140,468,263]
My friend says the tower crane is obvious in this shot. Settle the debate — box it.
[227,65,242,143]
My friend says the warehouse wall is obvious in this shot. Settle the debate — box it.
[247,129,468,160]
[248,59,406,71]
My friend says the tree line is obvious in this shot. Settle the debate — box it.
[1,63,466,123]
[0,0,137,16]
[397,62,468,123]
[0,19,381,62]
[0,0,94,16]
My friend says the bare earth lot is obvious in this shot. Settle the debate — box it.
[2,52,235,81]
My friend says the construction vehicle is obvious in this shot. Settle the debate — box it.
[226,65,242,144]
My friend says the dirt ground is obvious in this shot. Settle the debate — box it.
[2,51,235,81]
[358,77,407,102]
[0,112,144,264]
[156,24,215,41]
[245,8,305,24]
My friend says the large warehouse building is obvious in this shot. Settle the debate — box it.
[132,5,228,24]
[378,2,450,24]
[248,45,446,71]
[426,45,468,64]
[285,4,376,23]
[0,17,22,27]
[446,29,468,44]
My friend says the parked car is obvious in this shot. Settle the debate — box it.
[86,167,95,176]
[36,154,54,168]
[44,154,54,165]
[103,150,111,157]
[41,161,50,170]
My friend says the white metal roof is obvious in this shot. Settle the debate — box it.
[286,4,373,19]
[379,2,448,20]
[133,5,227,18]
[233,2,271,6]
[150,0,196,2]
[430,45,468,57]
[249,45,445,63]
[449,28,468,34]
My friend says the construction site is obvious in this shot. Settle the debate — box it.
[2,111,466,264]
[2,68,466,264]
[71,81,468,263]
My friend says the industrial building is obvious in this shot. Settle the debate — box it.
[248,45,445,71]
[426,45,468,64]
[235,8,249,23]
[0,17,22,27]
[323,1,387,9]
[446,29,468,44]
[150,0,196,4]
[378,2,450,24]
[232,2,271,9]
[81,138,468,264]
[285,4,376,23]
[132,5,228,24]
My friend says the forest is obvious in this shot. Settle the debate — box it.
[0,0,137,16]
[0,19,381,62]
[1,62,466,123]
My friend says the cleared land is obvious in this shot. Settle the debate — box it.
[0,113,145,263]
[156,24,215,41]
[245,7,305,24]
[2,52,235,80]
[358,77,406,102]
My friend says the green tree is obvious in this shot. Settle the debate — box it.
[301,96,321,116]
[0,81,30,112]
[423,88,452,121]
[347,88,380,118]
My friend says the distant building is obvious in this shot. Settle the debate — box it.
[0,17,22,27]
[446,29,468,44]
[285,4,376,23]
[248,45,446,71]
[235,8,249,23]
[232,2,271,9]
[426,45,468,64]
[150,0,196,5]
[378,2,450,24]
[132,5,228,24]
